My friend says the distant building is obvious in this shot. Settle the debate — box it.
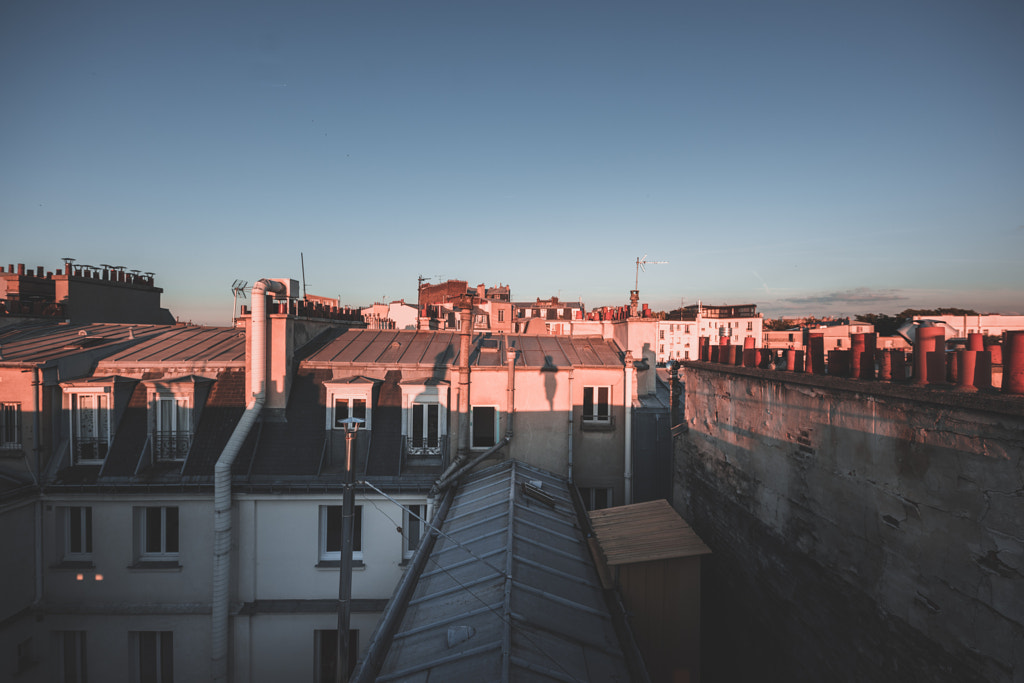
[0,261,174,325]
[912,314,1024,339]
[361,300,418,330]
[657,303,763,364]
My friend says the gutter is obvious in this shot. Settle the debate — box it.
[211,278,283,682]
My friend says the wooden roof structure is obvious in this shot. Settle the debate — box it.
[589,499,711,566]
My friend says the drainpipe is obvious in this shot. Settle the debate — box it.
[212,278,283,683]
[567,370,574,483]
[505,347,515,440]
[624,351,634,505]
[33,368,43,610]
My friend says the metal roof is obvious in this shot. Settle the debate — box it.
[98,325,245,366]
[0,322,174,365]
[374,460,633,682]
[588,499,711,566]
[303,329,623,370]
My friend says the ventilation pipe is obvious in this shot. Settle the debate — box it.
[624,350,634,505]
[567,369,574,483]
[431,305,475,490]
[212,278,284,682]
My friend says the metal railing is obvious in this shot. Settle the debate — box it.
[153,431,192,462]
[401,435,448,471]
[73,437,108,464]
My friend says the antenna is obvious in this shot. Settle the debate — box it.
[300,253,308,298]
[635,254,668,290]
[230,279,249,324]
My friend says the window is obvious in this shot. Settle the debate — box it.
[685,325,691,334]
[314,629,357,683]
[154,396,190,461]
[136,507,179,563]
[17,637,33,673]
[497,309,504,323]
[132,631,172,683]
[54,631,87,683]
[402,504,425,560]
[747,321,753,331]
[72,393,109,464]
[470,406,498,449]
[579,487,613,511]
[64,506,93,561]
[333,397,367,429]
[319,505,362,563]
[659,330,665,339]
[582,387,610,423]
[410,402,441,454]
[1,402,21,449]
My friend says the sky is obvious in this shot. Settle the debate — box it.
[2,1,1022,325]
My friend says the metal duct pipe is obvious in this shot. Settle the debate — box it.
[624,351,634,505]
[212,278,284,682]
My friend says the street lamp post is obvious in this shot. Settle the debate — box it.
[336,417,363,683]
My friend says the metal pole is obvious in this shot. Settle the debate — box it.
[336,423,357,683]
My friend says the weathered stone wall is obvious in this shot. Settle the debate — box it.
[675,363,1023,682]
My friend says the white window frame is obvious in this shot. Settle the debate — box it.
[319,505,363,563]
[582,386,611,423]
[402,504,426,561]
[332,396,370,431]
[68,390,111,465]
[470,405,499,450]
[153,395,191,462]
[54,630,87,683]
[400,381,449,457]
[579,487,613,511]
[63,506,93,561]
[136,506,179,562]
[325,382,374,432]
[131,631,173,683]
[1,402,21,449]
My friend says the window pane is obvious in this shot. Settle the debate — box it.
[472,407,495,448]
[145,508,162,553]
[70,507,82,554]
[325,506,341,553]
[353,506,362,552]
[139,632,156,683]
[427,405,438,447]
[352,399,366,421]
[165,508,179,554]
[412,405,423,447]
[335,399,349,427]
[160,631,173,683]
[597,387,609,419]
[583,387,594,418]
[84,508,93,553]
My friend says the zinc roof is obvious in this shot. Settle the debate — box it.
[99,325,245,366]
[375,460,633,682]
[303,329,623,369]
[588,499,711,566]
[0,322,175,365]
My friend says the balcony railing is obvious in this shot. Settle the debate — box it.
[153,431,192,462]
[401,435,449,471]
[74,438,109,464]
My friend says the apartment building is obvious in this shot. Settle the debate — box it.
[657,303,763,364]
[1,278,637,682]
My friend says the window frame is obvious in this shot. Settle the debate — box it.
[470,405,499,450]
[131,631,173,683]
[152,395,192,462]
[54,630,87,683]
[402,504,426,561]
[579,487,613,511]
[136,506,180,563]
[1,402,21,449]
[582,386,612,423]
[68,390,111,465]
[319,504,363,564]
[64,506,94,562]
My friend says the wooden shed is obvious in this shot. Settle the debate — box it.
[589,499,711,683]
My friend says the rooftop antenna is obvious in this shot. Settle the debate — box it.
[231,279,249,324]
[632,254,667,317]
[300,252,308,299]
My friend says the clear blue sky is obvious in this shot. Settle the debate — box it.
[3,0,1022,324]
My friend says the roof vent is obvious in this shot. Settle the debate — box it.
[78,329,89,336]
[447,625,476,649]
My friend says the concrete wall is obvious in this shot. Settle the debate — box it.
[675,363,1023,682]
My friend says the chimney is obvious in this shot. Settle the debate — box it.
[457,302,473,456]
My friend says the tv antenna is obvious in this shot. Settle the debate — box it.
[634,254,668,290]
[231,280,249,323]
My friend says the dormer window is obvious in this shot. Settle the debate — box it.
[399,378,449,458]
[154,396,191,461]
[71,392,110,465]
[325,377,377,432]
[142,376,212,466]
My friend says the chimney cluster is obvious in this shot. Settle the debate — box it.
[696,330,1023,395]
